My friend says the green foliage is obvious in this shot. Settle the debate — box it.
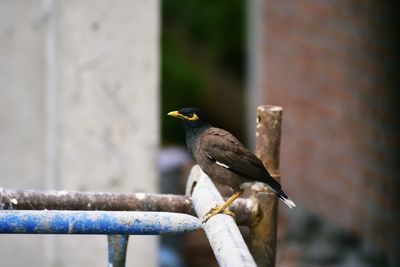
[161,0,245,144]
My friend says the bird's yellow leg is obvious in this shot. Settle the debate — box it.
[203,191,243,223]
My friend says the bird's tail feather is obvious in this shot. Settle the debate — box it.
[277,193,296,208]
[255,183,296,208]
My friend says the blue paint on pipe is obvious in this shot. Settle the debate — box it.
[0,210,202,235]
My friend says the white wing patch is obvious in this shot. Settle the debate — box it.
[206,154,230,169]
[215,161,230,169]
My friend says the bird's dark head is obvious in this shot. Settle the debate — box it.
[167,107,209,129]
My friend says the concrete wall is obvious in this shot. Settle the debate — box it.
[0,0,159,266]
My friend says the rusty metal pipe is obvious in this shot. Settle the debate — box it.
[0,188,189,213]
[250,105,283,267]
[0,188,255,226]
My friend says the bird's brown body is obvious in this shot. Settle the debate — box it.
[192,127,277,193]
[192,127,244,191]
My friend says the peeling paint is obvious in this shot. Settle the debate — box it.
[135,193,146,201]
[189,166,257,267]
[0,211,202,235]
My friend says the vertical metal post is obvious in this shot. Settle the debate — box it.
[108,235,129,267]
[250,105,283,267]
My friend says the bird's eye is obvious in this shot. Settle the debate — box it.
[186,113,199,121]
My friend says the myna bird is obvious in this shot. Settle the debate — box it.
[168,107,295,222]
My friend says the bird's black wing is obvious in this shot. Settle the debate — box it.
[201,128,282,191]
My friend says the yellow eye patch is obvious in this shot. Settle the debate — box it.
[185,113,199,121]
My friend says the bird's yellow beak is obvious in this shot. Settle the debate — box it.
[167,110,199,121]
[167,110,182,118]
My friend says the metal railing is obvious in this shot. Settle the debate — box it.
[0,105,282,267]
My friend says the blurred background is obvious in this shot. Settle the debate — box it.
[0,0,399,266]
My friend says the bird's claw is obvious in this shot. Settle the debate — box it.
[202,205,236,223]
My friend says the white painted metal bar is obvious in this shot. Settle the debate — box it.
[186,165,257,267]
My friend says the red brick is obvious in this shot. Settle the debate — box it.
[259,0,400,262]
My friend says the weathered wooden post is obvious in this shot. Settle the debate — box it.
[250,105,283,266]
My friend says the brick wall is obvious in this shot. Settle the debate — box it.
[259,0,400,262]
